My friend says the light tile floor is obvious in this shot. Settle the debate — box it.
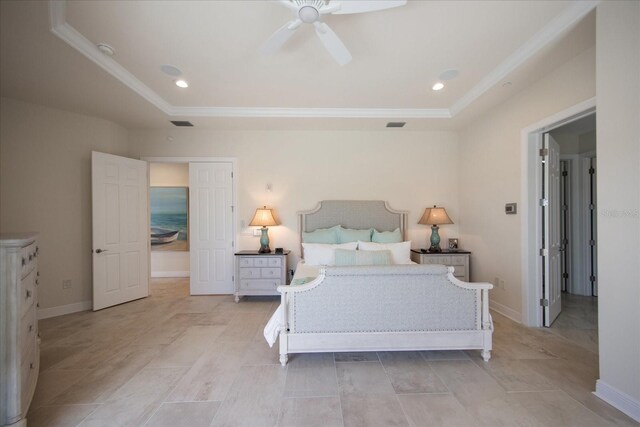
[28,279,637,427]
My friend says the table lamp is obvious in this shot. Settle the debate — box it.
[249,206,279,253]
[418,206,453,252]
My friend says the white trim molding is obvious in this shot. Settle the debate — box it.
[489,302,522,324]
[595,380,640,422]
[151,271,190,278]
[47,0,599,120]
[37,300,92,320]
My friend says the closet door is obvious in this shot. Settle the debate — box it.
[189,162,234,295]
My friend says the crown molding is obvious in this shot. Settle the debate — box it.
[450,0,599,116]
[48,0,598,120]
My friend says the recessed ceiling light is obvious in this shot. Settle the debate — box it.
[161,65,182,76]
[96,43,115,56]
[432,82,444,91]
[439,69,459,81]
[175,79,189,88]
[386,122,406,128]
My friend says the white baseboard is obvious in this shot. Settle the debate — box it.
[37,300,92,320]
[595,380,640,422]
[151,271,190,278]
[489,300,522,324]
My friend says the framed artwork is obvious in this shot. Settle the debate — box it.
[150,187,188,251]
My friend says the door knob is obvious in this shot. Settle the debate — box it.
[95,249,108,254]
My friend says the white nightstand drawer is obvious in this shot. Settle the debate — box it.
[423,256,451,265]
[267,258,282,267]
[239,279,281,291]
[452,265,466,277]
[239,268,260,279]
[254,258,269,267]
[451,255,467,265]
[238,258,254,268]
[261,268,281,278]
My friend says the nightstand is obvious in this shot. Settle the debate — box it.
[410,249,471,281]
[234,250,290,302]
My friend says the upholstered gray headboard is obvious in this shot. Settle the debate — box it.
[298,201,408,254]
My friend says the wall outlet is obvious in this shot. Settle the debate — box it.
[62,279,72,289]
[499,279,506,289]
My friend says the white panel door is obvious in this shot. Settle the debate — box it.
[189,162,234,295]
[92,151,148,311]
[544,134,562,326]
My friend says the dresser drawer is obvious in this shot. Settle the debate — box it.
[253,258,269,267]
[20,306,37,363]
[20,242,38,279]
[423,255,451,265]
[267,258,282,267]
[20,343,39,415]
[239,268,260,279]
[20,269,36,318]
[261,268,281,279]
[450,255,467,266]
[238,257,254,268]
[452,265,467,277]
[239,279,281,291]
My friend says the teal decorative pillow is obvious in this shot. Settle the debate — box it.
[338,227,373,243]
[302,225,340,244]
[372,228,402,243]
[334,249,393,266]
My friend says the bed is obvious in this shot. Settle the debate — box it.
[264,200,493,366]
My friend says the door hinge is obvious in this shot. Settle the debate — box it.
[562,272,569,279]
[589,240,596,246]
[540,248,549,257]
[539,148,549,157]
[232,275,234,282]
[540,298,549,307]
[562,171,568,177]
[589,275,596,282]
[231,172,234,178]
[562,238,569,245]
[539,198,549,207]
[589,167,595,175]
[562,205,568,211]
[589,204,595,210]
[231,205,234,212]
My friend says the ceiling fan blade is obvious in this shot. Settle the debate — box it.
[313,22,352,65]
[330,0,407,15]
[260,20,302,55]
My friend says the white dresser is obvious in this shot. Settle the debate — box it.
[234,250,289,302]
[1,233,40,427]
[410,249,471,281]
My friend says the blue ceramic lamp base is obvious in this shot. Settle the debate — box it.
[259,227,271,253]
[429,225,442,252]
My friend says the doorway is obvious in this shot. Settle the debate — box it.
[144,157,237,296]
[521,98,596,329]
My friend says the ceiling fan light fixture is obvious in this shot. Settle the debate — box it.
[432,82,445,91]
[96,43,115,57]
[175,79,189,88]
[299,5,320,23]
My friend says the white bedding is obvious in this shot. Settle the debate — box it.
[264,261,319,347]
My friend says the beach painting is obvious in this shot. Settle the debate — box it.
[150,187,188,251]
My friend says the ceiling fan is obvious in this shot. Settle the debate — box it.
[261,0,407,65]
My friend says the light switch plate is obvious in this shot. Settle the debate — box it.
[505,203,517,214]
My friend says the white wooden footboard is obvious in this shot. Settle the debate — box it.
[277,265,493,366]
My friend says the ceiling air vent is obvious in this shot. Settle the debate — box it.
[170,120,194,127]
[386,122,406,128]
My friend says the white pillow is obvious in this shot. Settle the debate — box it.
[302,242,358,266]
[357,241,412,264]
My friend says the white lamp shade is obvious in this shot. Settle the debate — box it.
[418,206,453,225]
[249,206,278,227]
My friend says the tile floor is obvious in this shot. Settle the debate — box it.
[28,280,637,427]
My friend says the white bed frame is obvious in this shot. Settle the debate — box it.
[274,201,493,365]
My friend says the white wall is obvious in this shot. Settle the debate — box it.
[130,130,461,266]
[149,162,190,277]
[594,1,640,418]
[457,46,595,318]
[0,97,130,312]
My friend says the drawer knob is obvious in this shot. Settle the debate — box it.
[30,363,34,370]
[29,254,33,261]
[22,257,26,266]
[29,324,33,332]
[37,271,40,277]
[36,279,39,285]
[36,246,39,254]
[26,290,31,299]
[37,303,40,308]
